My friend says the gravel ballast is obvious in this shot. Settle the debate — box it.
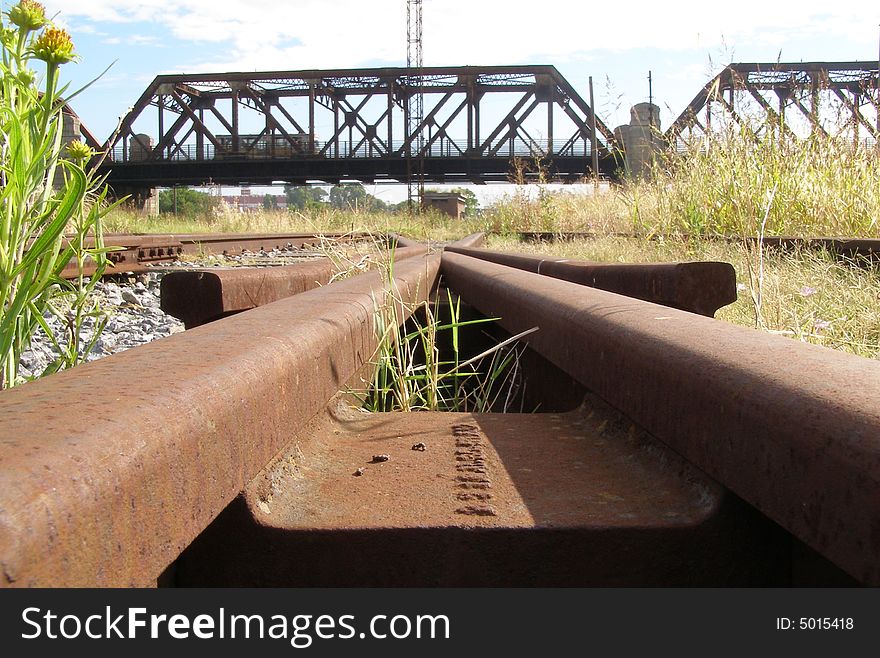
[17,246,365,381]
[18,271,185,380]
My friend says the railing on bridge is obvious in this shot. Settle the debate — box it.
[109,138,598,162]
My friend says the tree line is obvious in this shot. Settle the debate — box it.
[158,184,479,216]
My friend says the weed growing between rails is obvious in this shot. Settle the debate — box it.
[312,232,434,284]
[0,2,121,387]
[314,232,389,283]
[353,253,537,413]
[741,184,778,329]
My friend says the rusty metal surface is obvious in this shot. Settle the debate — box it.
[387,233,422,249]
[175,232,366,254]
[160,244,428,328]
[447,232,486,249]
[59,232,369,278]
[516,231,880,262]
[518,231,614,242]
[445,245,736,317]
[755,236,880,261]
[176,397,789,586]
[440,251,880,584]
[160,259,336,328]
[0,254,440,587]
[60,234,185,278]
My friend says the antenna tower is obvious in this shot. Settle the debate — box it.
[406,0,424,210]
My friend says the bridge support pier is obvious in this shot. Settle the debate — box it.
[613,103,663,179]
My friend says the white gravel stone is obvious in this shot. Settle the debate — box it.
[16,271,185,379]
[16,252,318,381]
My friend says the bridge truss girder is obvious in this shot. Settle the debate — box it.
[104,65,617,186]
[666,62,880,145]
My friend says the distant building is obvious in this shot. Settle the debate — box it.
[221,194,287,212]
[422,191,467,220]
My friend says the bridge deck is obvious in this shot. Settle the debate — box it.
[103,154,619,187]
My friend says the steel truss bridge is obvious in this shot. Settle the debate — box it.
[666,61,880,144]
[98,65,620,196]
[84,61,879,197]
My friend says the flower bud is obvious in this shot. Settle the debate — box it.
[65,139,94,162]
[0,26,17,49]
[7,1,47,32]
[17,68,36,86]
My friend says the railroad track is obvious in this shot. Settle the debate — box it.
[62,231,880,280]
[1,232,877,587]
[60,231,372,278]
[517,231,880,260]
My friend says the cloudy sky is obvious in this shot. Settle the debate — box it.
[16,1,879,200]
[35,0,878,142]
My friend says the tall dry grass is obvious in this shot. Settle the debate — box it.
[107,124,879,242]
[104,205,485,242]
[483,127,880,239]
[639,128,880,237]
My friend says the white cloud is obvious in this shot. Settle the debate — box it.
[45,0,879,73]
[127,34,161,46]
[61,21,105,36]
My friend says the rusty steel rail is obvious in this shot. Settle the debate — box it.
[445,245,736,317]
[387,233,486,250]
[0,253,440,587]
[516,231,880,261]
[447,232,486,249]
[755,236,880,261]
[175,231,369,253]
[161,259,337,329]
[60,231,371,278]
[160,236,486,329]
[441,251,880,584]
[161,244,429,328]
[387,233,423,249]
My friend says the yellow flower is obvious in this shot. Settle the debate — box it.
[31,26,76,66]
[65,140,94,162]
[7,1,47,32]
